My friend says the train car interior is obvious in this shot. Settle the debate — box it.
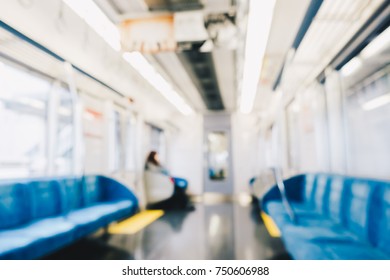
[0,0,389,260]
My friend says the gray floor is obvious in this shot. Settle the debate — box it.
[46,201,290,260]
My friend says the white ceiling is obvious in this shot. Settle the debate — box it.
[95,0,235,22]
[152,52,206,111]
[92,0,386,117]
[253,0,310,111]
[212,49,236,111]
[94,0,240,113]
[253,0,385,123]
[290,0,384,85]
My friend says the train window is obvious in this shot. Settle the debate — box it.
[158,131,167,165]
[285,101,300,172]
[150,125,166,163]
[82,95,105,174]
[207,131,229,180]
[109,110,123,172]
[344,68,390,179]
[285,85,329,174]
[54,85,74,175]
[125,114,137,171]
[0,61,50,178]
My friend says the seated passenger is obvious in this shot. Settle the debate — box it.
[144,151,194,211]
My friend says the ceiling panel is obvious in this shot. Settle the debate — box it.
[106,0,148,14]
[144,0,203,12]
[254,0,310,111]
[213,49,236,111]
[153,52,206,111]
[177,51,225,111]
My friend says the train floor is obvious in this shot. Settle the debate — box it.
[45,200,291,260]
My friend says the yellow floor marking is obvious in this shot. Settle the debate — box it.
[109,210,164,235]
[261,211,281,237]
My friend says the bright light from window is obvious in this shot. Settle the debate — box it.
[240,0,276,114]
[362,93,390,111]
[123,52,194,115]
[63,0,121,51]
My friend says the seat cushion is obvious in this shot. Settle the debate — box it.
[264,201,285,214]
[173,177,188,189]
[66,202,120,233]
[0,175,139,259]
[283,238,329,260]
[266,201,324,229]
[0,217,75,259]
[318,240,390,260]
[266,201,313,215]
[65,208,106,238]
[284,237,389,260]
[283,222,358,242]
[262,173,390,260]
[0,236,39,260]
[86,203,122,221]
[114,200,133,211]
[108,200,137,221]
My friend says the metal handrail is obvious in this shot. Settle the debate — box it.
[271,167,296,223]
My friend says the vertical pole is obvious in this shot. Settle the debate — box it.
[63,62,83,176]
[46,82,60,176]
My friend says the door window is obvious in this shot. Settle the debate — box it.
[207,131,229,180]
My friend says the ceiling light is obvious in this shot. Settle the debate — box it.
[362,93,390,111]
[340,57,362,76]
[62,0,120,51]
[361,27,390,59]
[123,52,194,115]
[240,0,276,114]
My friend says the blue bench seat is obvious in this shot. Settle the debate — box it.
[261,173,390,260]
[0,175,138,259]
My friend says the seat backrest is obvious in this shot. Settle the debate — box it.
[29,180,62,220]
[313,174,329,215]
[303,173,317,207]
[0,182,30,229]
[174,177,188,189]
[344,179,376,242]
[371,183,390,254]
[58,177,83,212]
[82,175,102,206]
[327,175,348,224]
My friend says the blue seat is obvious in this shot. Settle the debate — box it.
[173,177,188,189]
[261,173,390,260]
[0,175,139,259]
[0,236,37,259]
